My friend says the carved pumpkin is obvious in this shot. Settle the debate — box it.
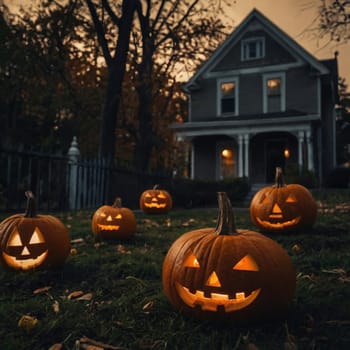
[0,191,71,271]
[250,167,317,233]
[139,184,172,214]
[162,192,296,323]
[91,197,136,240]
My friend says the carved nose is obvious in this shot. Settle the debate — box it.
[206,271,221,287]
[107,215,113,221]
[269,204,283,218]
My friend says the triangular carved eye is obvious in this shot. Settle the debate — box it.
[183,253,200,268]
[233,255,259,271]
[286,194,297,203]
[29,228,45,244]
[116,214,122,219]
[100,212,106,217]
[7,229,22,247]
[158,193,166,199]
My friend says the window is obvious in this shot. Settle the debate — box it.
[218,78,239,116]
[263,73,285,113]
[241,37,265,61]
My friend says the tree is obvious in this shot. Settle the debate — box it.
[130,0,230,172]
[84,0,232,170]
[84,0,138,160]
[0,0,102,153]
[318,0,350,43]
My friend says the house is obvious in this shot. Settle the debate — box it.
[171,9,339,185]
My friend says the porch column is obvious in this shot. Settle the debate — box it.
[306,131,314,172]
[243,134,249,177]
[298,131,304,172]
[238,135,243,177]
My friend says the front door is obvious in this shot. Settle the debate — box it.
[265,140,286,182]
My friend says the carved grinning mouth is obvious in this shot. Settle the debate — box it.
[144,203,167,208]
[175,282,261,312]
[97,224,120,231]
[256,216,301,229]
[2,250,48,270]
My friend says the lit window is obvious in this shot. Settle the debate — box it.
[241,38,265,61]
[220,81,236,115]
[263,73,285,113]
[267,78,281,96]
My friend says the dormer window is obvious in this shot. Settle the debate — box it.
[241,37,265,61]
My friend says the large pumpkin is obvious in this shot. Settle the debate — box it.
[139,184,172,214]
[0,191,71,271]
[162,192,296,323]
[250,167,317,233]
[91,197,136,240]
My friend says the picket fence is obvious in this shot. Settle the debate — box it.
[0,137,171,212]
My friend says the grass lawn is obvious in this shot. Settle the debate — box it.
[0,190,349,350]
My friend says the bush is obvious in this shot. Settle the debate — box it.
[325,167,350,188]
[284,164,318,188]
[170,177,250,208]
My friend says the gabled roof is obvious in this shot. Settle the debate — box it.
[183,8,331,92]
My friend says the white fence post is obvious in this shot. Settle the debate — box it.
[67,136,80,210]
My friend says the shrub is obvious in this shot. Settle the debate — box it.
[170,177,250,208]
[325,167,350,188]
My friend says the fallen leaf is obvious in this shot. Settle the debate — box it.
[117,244,131,254]
[48,344,63,350]
[322,268,346,275]
[80,336,127,349]
[142,301,154,312]
[71,238,85,244]
[33,286,52,294]
[70,248,78,255]
[67,290,84,300]
[18,315,38,332]
[76,293,93,301]
[52,300,60,313]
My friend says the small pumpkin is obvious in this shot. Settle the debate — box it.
[162,192,296,323]
[139,184,172,214]
[91,197,136,240]
[0,191,71,271]
[250,167,317,233]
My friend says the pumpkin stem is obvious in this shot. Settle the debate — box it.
[214,192,238,236]
[24,191,37,217]
[112,197,122,208]
[274,167,286,188]
[153,184,159,190]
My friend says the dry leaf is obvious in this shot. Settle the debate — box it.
[117,244,131,254]
[71,238,85,244]
[18,315,38,332]
[48,344,63,350]
[52,300,60,314]
[67,290,84,300]
[70,248,78,255]
[80,336,126,349]
[76,293,93,301]
[142,301,154,312]
[33,286,52,294]
[292,244,301,253]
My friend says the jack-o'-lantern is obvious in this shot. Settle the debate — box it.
[0,191,70,271]
[139,184,172,214]
[250,167,317,233]
[91,197,136,240]
[162,192,296,323]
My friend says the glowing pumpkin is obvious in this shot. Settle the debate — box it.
[0,191,71,271]
[91,197,136,240]
[250,167,317,233]
[139,184,172,214]
[162,192,296,323]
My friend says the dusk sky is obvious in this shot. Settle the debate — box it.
[6,0,349,86]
